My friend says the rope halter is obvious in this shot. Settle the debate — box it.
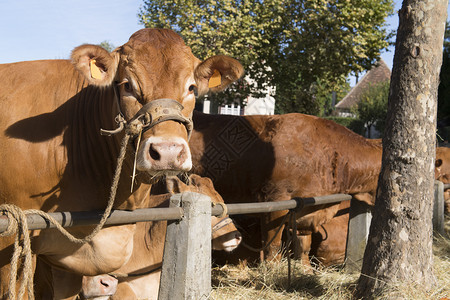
[100,98,193,140]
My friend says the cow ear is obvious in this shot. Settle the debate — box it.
[195,55,244,96]
[71,44,119,86]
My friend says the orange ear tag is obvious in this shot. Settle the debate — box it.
[208,70,222,88]
[90,59,102,80]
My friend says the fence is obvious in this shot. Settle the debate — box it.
[0,183,446,299]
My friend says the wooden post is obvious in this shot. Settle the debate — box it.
[158,192,212,300]
[433,180,445,235]
[344,198,372,273]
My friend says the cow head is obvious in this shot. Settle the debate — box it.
[166,174,242,252]
[71,28,243,177]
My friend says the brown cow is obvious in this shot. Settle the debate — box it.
[435,147,450,214]
[34,175,241,299]
[190,113,446,269]
[0,28,243,298]
[299,145,450,268]
[298,200,350,268]
[189,111,382,264]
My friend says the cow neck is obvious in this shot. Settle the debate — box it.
[65,79,150,210]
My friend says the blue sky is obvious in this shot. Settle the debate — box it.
[0,0,143,63]
[0,1,447,85]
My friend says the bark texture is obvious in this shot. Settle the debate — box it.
[355,0,448,298]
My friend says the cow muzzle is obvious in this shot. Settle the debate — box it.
[101,98,193,175]
[212,217,242,252]
[81,274,118,299]
[137,136,192,175]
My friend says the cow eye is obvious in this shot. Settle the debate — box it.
[188,84,198,96]
[123,82,132,93]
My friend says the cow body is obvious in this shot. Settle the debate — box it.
[301,146,450,267]
[0,29,242,298]
[189,111,382,262]
[35,175,241,299]
[190,114,446,267]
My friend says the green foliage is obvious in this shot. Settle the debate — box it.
[98,41,115,52]
[315,79,351,117]
[352,81,389,137]
[325,116,365,135]
[138,0,393,114]
[273,0,393,114]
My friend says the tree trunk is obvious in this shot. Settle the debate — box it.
[355,0,448,298]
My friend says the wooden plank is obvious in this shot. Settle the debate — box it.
[344,198,372,273]
[158,192,211,300]
[434,180,445,235]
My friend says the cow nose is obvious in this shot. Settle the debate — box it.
[149,141,189,170]
[99,276,118,294]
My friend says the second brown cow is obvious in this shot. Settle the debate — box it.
[189,111,382,265]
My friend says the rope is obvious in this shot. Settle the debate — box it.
[287,210,297,288]
[131,128,143,193]
[0,132,132,299]
[0,204,34,300]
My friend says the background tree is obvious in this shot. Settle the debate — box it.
[352,81,389,138]
[138,0,393,115]
[98,40,115,52]
[355,0,448,297]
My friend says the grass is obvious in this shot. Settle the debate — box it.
[209,217,450,299]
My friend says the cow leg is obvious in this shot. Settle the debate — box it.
[34,257,55,300]
[261,210,288,261]
[0,237,36,300]
[298,234,314,274]
[0,238,14,300]
[35,256,86,300]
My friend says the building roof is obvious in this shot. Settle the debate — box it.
[335,59,391,110]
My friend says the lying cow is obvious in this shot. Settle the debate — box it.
[189,111,382,265]
[0,28,242,298]
[34,175,241,299]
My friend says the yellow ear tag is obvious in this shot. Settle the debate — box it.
[208,69,222,88]
[89,59,102,80]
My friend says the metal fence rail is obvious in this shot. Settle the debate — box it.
[0,207,183,232]
[0,194,352,233]
[0,186,445,299]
